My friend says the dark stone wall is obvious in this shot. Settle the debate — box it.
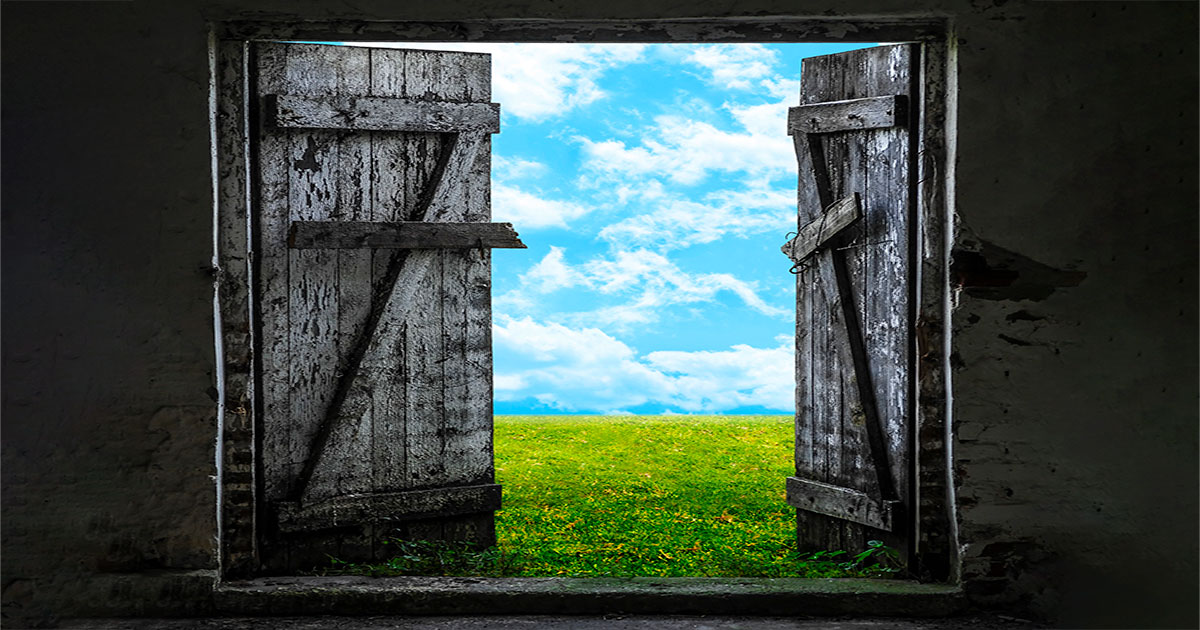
[2,1,1195,627]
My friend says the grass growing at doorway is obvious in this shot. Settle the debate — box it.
[318,415,900,578]
[493,414,807,577]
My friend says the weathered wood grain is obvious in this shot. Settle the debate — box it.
[283,43,371,507]
[296,106,487,502]
[269,94,500,133]
[253,41,296,505]
[253,43,503,567]
[790,45,915,554]
[276,484,503,533]
[787,477,898,531]
[781,194,861,264]
[288,220,525,250]
[459,51,497,501]
[788,95,906,135]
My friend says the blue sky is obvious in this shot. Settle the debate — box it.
[361,42,875,414]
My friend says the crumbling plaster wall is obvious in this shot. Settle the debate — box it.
[1,0,1195,627]
[948,5,1197,627]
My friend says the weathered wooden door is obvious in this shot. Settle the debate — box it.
[250,42,522,572]
[781,45,916,555]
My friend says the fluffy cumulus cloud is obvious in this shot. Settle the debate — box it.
[596,181,794,250]
[494,317,793,412]
[361,42,647,121]
[493,155,549,181]
[576,113,793,186]
[571,76,799,249]
[520,246,583,293]
[679,44,780,90]
[491,44,647,121]
[492,184,592,230]
[496,248,788,326]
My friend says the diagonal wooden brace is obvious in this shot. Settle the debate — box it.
[789,130,899,515]
[286,132,489,504]
[780,193,862,266]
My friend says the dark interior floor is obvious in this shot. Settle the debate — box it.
[54,615,1044,630]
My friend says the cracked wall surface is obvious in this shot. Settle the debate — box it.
[2,1,1196,627]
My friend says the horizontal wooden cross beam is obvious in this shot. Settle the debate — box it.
[786,476,900,531]
[781,194,862,265]
[288,220,526,250]
[275,484,503,533]
[267,94,501,133]
[787,95,907,135]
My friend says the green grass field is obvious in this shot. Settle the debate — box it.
[321,415,900,578]
[494,414,805,577]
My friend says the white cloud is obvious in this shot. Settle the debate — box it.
[679,44,780,90]
[644,336,795,411]
[494,155,548,181]
[359,42,647,121]
[493,317,794,412]
[576,114,793,186]
[572,71,800,249]
[495,248,789,327]
[521,246,583,293]
[492,184,592,230]
[494,316,637,363]
[597,181,794,250]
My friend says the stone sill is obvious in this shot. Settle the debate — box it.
[215,576,967,616]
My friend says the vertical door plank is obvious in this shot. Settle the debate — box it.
[792,45,913,553]
[440,62,491,492]
[332,55,376,502]
[462,57,496,520]
[792,127,826,551]
[365,47,411,498]
[283,45,373,504]
[254,43,295,505]
[863,45,914,497]
[256,43,499,567]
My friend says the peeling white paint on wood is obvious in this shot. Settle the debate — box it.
[269,95,500,133]
[253,43,501,564]
[790,44,914,554]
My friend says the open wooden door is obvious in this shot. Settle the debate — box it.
[250,42,523,572]
[781,45,917,556]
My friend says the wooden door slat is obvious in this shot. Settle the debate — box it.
[269,94,500,132]
[788,45,915,554]
[255,44,504,567]
[786,476,899,531]
[278,484,503,533]
[288,220,526,250]
[788,95,907,134]
[782,194,862,264]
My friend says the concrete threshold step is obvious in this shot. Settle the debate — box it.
[215,576,967,617]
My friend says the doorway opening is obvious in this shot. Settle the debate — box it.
[212,18,956,592]
[302,40,891,579]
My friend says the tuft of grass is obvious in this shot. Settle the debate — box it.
[317,415,903,578]
[319,539,513,577]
